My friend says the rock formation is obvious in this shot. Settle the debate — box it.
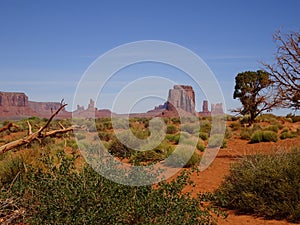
[0,86,224,119]
[0,92,28,107]
[166,85,195,114]
[0,91,69,119]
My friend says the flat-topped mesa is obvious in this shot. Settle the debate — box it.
[0,92,28,107]
[167,85,196,114]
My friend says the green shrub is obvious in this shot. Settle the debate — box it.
[229,122,241,131]
[108,137,132,159]
[214,149,300,222]
[221,139,227,148]
[208,134,225,148]
[75,133,86,141]
[165,134,180,144]
[256,113,277,123]
[224,127,232,139]
[181,123,198,135]
[250,130,278,143]
[197,140,206,152]
[264,125,279,133]
[166,146,201,168]
[250,130,263,143]
[199,132,208,141]
[166,124,178,134]
[280,130,298,140]
[0,155,25,186]
[240,115,250,124]
[240,128,252,140]
[199,120,211,134]
[292,116,300,123]
[262,131,278,142]
[97,131,112,141]
[1,152,222,224]
[130,140,173,163]
[131,127,150,139]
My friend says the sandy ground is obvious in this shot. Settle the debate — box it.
[185,134,300,225]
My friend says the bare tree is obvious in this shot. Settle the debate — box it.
[264,30,300,110]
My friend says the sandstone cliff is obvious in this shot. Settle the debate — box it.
[166,85,196,114]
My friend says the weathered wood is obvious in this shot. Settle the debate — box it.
[0,123,19,133]
[0,102,73,155]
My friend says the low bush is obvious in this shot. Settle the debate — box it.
[166,146,201,168]
[229,122,241,131]
[262,130,278,142]
[165,133,180,144]
[264,125,279,133]
[208,134,225,148]
[181,123,198,135]
[97,131,112,141]
[214,149,300,222]
[240,128,253,140]
[108,137,133,159]
[0,152,222,224]
[75,133,86,141]
[250,130,278,143]
[166,124,178,134]
[280,130,298,140]
[199,120,212,134]
[199,132,208,141]
[197,140,206,152]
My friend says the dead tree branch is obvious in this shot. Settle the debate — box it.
[0,103,73,155]
[0,123,19,133]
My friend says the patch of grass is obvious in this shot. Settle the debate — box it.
[264,125,279,133]
[250,130,278,143]
[214,148,300,222]
[229,122,241,131]
[280,130,298,140]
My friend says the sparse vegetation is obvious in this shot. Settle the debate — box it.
[0,150,221,225]
[250,130,278,143]
[214,148,300,222]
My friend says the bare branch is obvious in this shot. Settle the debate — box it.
[27,121,32,135]
[0,102,73,155]
[0,123,19,133]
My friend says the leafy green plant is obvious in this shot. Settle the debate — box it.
[199,132,208,141]
[166,124,178,134]
[1,151,223,225]
[197,140,206,152]
[165,133,180,144]
[214,149,300,222]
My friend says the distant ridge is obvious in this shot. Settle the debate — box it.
[0,86,223,119]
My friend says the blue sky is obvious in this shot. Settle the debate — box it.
[0,0,299,114]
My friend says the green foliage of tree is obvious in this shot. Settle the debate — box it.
[233,70,280,125]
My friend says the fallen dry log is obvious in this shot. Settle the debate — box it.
[0,102,74,155]
[0,123,19,133]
